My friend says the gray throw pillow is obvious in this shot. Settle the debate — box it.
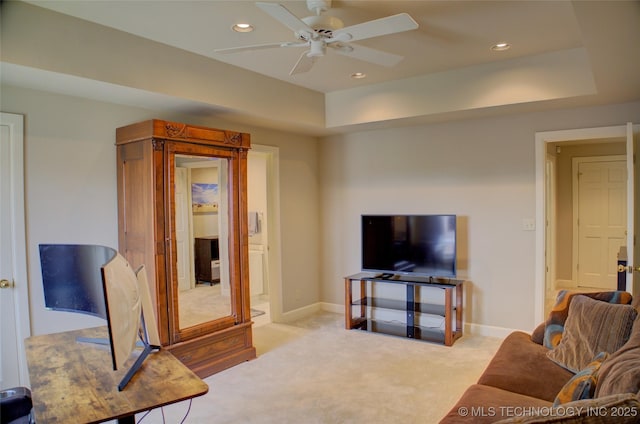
[546,295,636,373]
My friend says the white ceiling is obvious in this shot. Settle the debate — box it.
[4,0,640,135]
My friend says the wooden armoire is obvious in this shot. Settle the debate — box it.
[115,119,256,377]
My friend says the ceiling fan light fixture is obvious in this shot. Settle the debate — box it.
[308,40,326,57]
[232,23,254,33]
[491,42,511,52]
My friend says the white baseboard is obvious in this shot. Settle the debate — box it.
[464,322,525,339]
[276,302,323,323]
[320,302,343,314]
[555,279,576,290]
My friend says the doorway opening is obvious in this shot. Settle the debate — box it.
[545,144,626,315]
[248,145,282,326]
[535,125,633,324]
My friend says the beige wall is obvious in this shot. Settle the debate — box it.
[1,84,320,335]
[319,101,640,331]
[3,82,640,336]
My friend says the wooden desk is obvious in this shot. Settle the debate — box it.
[25,327,209,423]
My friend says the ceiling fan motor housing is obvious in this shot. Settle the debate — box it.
[298,0,342,39]
[299,14,344,39]
[306,0,331,14]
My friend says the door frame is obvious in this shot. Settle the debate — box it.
[0,112,30,387]
[251,144,283,323]
[545,154,557,298]
[535,125,631,324]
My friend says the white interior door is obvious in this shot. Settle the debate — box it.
[0,112,30,389]
[175,167,191,291]
[574,156,627,289]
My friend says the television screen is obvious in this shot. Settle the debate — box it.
[362,215,456,278]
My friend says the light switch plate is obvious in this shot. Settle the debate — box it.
[522,218,536,231]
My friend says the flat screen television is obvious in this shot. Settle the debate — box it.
[362,215,457,278]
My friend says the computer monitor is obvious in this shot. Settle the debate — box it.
[39,244,113,318]
[39,244,160,391]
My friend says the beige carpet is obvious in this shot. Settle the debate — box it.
[179,284,231,328]
[135,311,504,424]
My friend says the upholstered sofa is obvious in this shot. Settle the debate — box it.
[440,290,640,423]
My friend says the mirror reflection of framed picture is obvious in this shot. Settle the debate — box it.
[191,183,218,213]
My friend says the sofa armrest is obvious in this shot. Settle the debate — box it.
[531,323,545,345]
[477,332,573,402]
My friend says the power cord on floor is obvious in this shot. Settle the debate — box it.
[136,398,192,423]
[179,398,193,424]
[136,408,160,423]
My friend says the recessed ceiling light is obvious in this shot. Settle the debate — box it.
[232,23,254,33]
[491,42,511,52]
[351,72,366,79]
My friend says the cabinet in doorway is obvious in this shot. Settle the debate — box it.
[116,119,256,378]
[195,237,219,284]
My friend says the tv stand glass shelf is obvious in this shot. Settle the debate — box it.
[344,273,463,346]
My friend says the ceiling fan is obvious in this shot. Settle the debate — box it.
[214,0,419,75]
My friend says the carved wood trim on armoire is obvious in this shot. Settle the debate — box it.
[115,119,256,377]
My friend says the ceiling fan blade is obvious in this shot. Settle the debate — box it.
[256,2,315,39]
[332,43,404,67]
[289,51,316,75]
[332,13,418,43]
[214,41,306,54]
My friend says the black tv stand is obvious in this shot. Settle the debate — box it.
[344,272,463,346]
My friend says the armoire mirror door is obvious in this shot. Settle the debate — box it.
[166,141,242,343]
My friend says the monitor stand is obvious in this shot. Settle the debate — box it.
[76,314,160,391]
